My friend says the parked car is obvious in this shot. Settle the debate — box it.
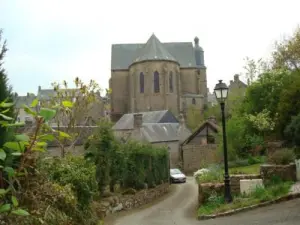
[170,168,186,183]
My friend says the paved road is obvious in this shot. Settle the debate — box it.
[106,177,300,225]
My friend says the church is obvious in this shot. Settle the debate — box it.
[109,34,208,122]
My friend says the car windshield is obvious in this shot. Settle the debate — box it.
[170,169,182,175]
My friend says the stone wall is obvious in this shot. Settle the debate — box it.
[198,183,224,205]
[95,183,170,218]
[230,174,261,194]
[260,164,297,182]
[182,144,219,173]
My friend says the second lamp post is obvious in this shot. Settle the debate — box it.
[214,80,233,203]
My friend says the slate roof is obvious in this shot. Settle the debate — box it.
[14,95,36,108]
[131,34,178,65]
[182,120,220,145]
[37,88,80,100]
[111,36,197,70]
[112,110,178,130]
[129,123,191,143]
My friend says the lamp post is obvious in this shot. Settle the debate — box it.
[214,80,232,203]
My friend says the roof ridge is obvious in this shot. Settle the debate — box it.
[130,34,178,66]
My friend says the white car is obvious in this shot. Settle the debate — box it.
[170,168,186,183]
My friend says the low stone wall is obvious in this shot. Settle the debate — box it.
[198,183,224,205]
[95,183,170,218]
[260,163,297,182]
[230,174,261,194]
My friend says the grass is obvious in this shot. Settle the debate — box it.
[198,181,293,217]
[229,163,261,175]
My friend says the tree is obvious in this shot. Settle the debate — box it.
[272,26,300,71]
[0,29,14,147]
[43,77,101,157]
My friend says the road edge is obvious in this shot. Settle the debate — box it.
[198,192,300,220]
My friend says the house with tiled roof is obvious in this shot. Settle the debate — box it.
[109,34,208,122]
[181,116,221,173]
[113,110,191,168]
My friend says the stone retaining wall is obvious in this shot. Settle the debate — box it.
[230,174,261,194]
[198,183,224,205]
[260,163,297,182]
[95,183,170,218]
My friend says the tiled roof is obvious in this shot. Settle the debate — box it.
[182,120,220,145]
[112,110,178,130]
[129,123,191,143]
[14,95,36,108]
[111,37,197,70]
[131,34,178,66]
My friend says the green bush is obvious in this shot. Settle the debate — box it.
[39,156,98,209]
[85,120,169,192]
[122,141,169,189]
[267,148,296,165]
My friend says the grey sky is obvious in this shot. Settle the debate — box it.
[1,0,299,96]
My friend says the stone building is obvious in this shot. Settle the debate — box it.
[14,86,105,125]
[109,34,207,122]
[228,74,247,94]
[112,110,191,167]
[181,117,220,173]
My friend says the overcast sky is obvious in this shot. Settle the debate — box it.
[1,0,300,96]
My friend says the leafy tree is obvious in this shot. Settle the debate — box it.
[186,105,204,131]
[0,29,14,147]
[272,26,300,71]
[284,112,300,147]
[44,77,101,157]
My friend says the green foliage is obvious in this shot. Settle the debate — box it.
[194,166,223,184]
[198,181,292,216]
[267,148,296,165]
[121,141,169,189]
[40,156,97,209]
[85,120,169,192]
[0,29,14,147]
[284,112,300,146]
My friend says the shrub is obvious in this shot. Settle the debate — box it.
[194,165,223,184]
[122,140,169,189]
[39,155,98,209]
[85,121,169,192]
[267,148,296,165]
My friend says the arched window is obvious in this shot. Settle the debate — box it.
[140,72,144,93]
[192,98,196,104]
[154,71,160,93]
[169,71,173,93]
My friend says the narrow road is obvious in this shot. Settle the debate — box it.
[105,177,300,225]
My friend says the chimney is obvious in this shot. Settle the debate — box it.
[179,113,185,125]
[38,86,41,92]
[234,74,239,81]
[208,116,217,124]
[133,113,143,129]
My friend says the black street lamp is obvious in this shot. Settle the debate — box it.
[214,80,233,203]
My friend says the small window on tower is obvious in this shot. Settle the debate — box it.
[169,71,173,93]
[154,71,160,93]
[192,98,196,105]
[140,72,144,93]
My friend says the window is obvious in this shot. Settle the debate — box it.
[192,98,196,104]
[154,71,160,93]
[140,72,144,93]
[169,71,173,93]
